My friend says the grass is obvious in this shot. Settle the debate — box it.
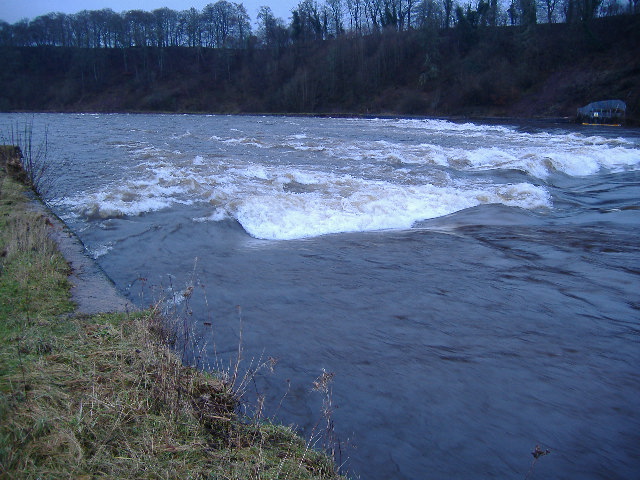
[0,154,346,479]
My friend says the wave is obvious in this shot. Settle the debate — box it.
[56,116,638,240]
[231,181,551,240]
[377,118,516,136]
[204,119,640,180]
[459,144,640,178]
[61,157,551,239]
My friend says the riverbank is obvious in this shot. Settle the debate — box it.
[0,153,345,478]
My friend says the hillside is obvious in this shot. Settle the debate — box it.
[1,14,638,123]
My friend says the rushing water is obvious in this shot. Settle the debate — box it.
[3,113,639,479]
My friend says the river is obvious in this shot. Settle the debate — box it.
[2,113,639,479]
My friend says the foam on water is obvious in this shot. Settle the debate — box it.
[61,163,201,219]
[204,118,640,179]
[61,153,551,239]
[370,117,515,135]
[234,181,550,240]
[320,139,640,178]
[56,116,639,239]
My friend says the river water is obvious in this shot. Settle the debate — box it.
[2,113,639,479]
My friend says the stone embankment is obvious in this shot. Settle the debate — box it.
[1,144,135,314]
[41,208,136,314]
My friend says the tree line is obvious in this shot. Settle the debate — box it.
[0,0,637,49]
[1,10,638,119]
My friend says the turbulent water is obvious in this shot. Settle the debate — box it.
[3,113,639,479]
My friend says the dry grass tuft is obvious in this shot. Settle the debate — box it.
[3,309,231,478]
[1,308,345,479]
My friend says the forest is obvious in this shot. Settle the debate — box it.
[0,0,638,121]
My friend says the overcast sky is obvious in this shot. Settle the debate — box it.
[0,0,299,25]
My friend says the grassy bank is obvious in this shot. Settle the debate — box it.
[0,151,345,478]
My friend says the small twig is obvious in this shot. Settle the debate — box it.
[232,305,243,388]
[525,444,551,480]
[312,369,340,463]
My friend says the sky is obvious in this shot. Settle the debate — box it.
[0,0,299,25]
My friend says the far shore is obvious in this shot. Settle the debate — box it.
[7,109,635,128]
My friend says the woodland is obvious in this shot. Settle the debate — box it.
[0,0,638,122]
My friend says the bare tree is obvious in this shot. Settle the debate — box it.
[257,6,288,48]
[153,7,178,47]
[326,0,345,36]
[442,0,454,28]
[291,0,324,42]
[563,0,603,22]
[363,0,384,31]
[233,3,251,47]
[123,10,154,47]
[346,0,365,32]
[180,8,203,47]
[414,0,445,29]
[404,0,417,28]
[201,2,251,48]
[543,0,561,22]
[518,0,537,25]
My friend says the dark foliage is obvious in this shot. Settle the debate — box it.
[0,15,638,122]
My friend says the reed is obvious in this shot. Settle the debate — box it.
[0,120,52,197]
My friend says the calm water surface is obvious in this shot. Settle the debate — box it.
[2,113,639,479]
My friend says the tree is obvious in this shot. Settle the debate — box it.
[88,9,115,47]
[201,2,251,48]
[442,0,454,28]
[203,2,228,47]
[326,0,345,36]
[488,0,498,25]
[233,3,252,47]
[291,0,324,42]
[123,10,155,47]
[456,4,478,28]
[382,0,399,29]
[43,12,73,46]
[346,0,365,32]
[563,0,603,22]
[414,0,444,29]
[70,11,92,47]
[180,8,203,47]
[519,0,537,25]
[405,0,418,28]
[257,6,289,49]
[29,15,53,46]
[541,0,560,21]
[507,0,519,24]
[0,20,12,45]
[579,0,604,20]
[152,7,178,47]
[364,0,384,31]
